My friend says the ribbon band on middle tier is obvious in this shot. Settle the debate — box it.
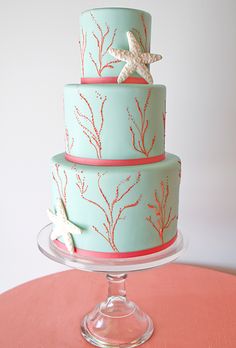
[65,153,166,166]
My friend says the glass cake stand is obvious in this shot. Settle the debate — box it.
[37,224,186,348]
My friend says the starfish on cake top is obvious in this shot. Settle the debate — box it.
[47,199,82,254]
[109,31,162,84]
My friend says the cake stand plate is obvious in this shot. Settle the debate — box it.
[37,224,186,347]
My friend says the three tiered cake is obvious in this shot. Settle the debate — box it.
[48,7,181,258]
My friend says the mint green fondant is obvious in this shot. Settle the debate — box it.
[80,8,151,78]
[49,7,182,257]
[64,84,165,160]
[51,153,180,253]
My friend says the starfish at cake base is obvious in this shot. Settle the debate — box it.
[47,199,82,254]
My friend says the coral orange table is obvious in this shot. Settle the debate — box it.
[0,264,236,348]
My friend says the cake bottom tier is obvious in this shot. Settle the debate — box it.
[50,153,181,258]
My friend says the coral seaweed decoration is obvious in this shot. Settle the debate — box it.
[52,163,68,206]
[76,172,142,252]
[127,88,156,157]
[75,92,107,159]
[79,28,87,78]
[132,14,148,52]
[65,128,74,154]
[89,12,120,76]
[146,178,176,244]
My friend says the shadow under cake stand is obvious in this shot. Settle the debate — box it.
[37,224,186,348]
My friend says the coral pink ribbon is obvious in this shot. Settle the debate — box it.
[81,76,148,84]
[54,233,177,259]
[65,153,165,166]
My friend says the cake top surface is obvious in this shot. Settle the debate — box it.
[81,7,151,17]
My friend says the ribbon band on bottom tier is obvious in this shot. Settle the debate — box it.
[53,233,178,259]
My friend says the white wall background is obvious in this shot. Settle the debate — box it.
[1,0,236,293]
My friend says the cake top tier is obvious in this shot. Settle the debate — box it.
[80,7,158,84]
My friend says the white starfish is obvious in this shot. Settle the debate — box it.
[47,199,82,254]
[109,31,162,84]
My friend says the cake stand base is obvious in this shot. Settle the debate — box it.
[81,273,153,348]
[37,224,186,347]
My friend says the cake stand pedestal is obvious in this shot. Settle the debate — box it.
[37,224,186,348]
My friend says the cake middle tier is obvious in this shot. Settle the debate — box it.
[64,84,166,165]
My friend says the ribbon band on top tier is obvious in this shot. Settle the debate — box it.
[65,153,165,166]
[81,76,148,84]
